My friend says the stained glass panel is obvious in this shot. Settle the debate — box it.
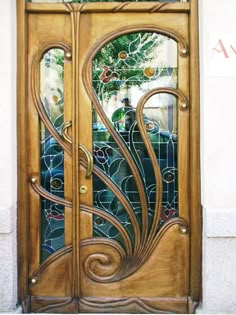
[39,48,65,262]
[40,123,65,262]
[92,32,178,249]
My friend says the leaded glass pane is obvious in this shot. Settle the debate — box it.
[92,32,178,250]
[40,122,65,262]
[39,48,65,262]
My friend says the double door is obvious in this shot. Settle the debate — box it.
[18,1,200,313]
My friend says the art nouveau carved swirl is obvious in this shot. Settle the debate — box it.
[80,238,126,283]
[30,177,72,208]
[80,218,188,283]
[31,42,72,156]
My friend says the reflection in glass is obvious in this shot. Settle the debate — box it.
[92,32,178,249]
[40,48,64,135]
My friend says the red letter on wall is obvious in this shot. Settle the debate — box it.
[211,39,229,58]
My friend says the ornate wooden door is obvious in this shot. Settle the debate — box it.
[18,1,201,314]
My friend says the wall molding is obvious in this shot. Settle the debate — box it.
[0,204,16,234]
[204,207,236,238]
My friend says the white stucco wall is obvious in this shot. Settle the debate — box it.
[1,0,236,313]
[0,0,18,312]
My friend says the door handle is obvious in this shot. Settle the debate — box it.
[62,120,72,144]
[62,121,93,177]
[79,144,93,178]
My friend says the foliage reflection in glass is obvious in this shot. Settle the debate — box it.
[40,48,64,135]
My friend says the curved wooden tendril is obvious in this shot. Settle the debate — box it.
[81,204,133,257]
[30,177,72,208]
[136,87,189,249]
[80,158,141,255]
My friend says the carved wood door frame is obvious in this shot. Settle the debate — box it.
[17,1,201,313]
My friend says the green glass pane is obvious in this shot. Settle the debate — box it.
[92,32,178,250]
[40,48,64,135]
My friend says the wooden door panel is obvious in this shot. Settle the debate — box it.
[79,11,190,307]
[27,11,74,311]
[18,2,200,313]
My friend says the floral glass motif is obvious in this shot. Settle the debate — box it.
[40,49,65,262]
[92,32,178,249]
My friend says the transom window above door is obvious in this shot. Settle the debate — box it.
[27,0,188,3]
